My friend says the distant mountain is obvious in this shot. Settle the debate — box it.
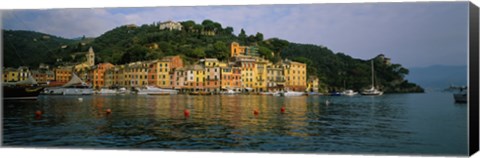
[406,65,467,90]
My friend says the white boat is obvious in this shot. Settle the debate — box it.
[280,91,304,96]
[117,87,131,94]
[96,88,117,94]
[259,91,280,96]
[451,86,467,103]
[220,89,239,95]
[341,89,358,96]
[43,73,93,95]
[136,86,178,95]
[361,60,383,96]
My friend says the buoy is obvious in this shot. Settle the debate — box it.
[78,98,83,101]
[184,109,190,117]
[35,110,42,116]
[280,107,285,113]
[326,100,330,105]
[253,109,259,115]
[105,108,112,115]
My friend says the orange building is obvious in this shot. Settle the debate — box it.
[147,56,184,88]
[54,66,73,83]
[91,63,114,89]
[220,66,242,91]
[230,42,259,57]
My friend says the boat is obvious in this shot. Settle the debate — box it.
[280,91,304,96]
[341,89,358,96]
[361,60,383,96]
[96,88,117,95]
[259,91,280,96]
[3,75,44,100]
[43,73,93,95]
[220,89,239,95]
[450,86,467,103]
[135,86,178,95]
[329,91,342,96]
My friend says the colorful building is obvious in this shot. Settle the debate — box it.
[282,59,307,91]
[254,57,269,92]
[230,42,259,57]
[3,67,19,82]
[235,56,257,92]
[307,76,319,92]
[54,66,73,83]
[125,61,149,87]
[267,64,285,92]
[147,56,184,88]
[90,63,114,89]
[74,47,95,72]
[31,69,54,84]
[201,58,221,92]
[172,67,187,90]
[220,66,242,91]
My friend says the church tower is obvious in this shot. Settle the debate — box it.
[87,47,95,67]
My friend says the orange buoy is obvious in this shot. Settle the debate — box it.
[35,110,42,116]
[105,108,112,115]
[184,109,190,117]
[280,107,285,113]
[253,109,259,115]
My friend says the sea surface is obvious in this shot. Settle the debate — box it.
[2,92,468,156]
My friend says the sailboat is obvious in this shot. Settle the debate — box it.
[43,73,93,95]
[3,75,45,100]
[361,60,383,96]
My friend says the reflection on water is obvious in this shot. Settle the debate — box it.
[2,92,468,155]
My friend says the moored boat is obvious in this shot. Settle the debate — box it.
[136,86,178,95]
[220,89,239,95]
[43,73,93,95]
[361,60,383,96]
[280,91,304,96]
[3,75,45,100]
[341,89,358,96]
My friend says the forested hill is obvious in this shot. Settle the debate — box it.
[2,19,423,93]
[3,30,76,68]
[282,43,423,93]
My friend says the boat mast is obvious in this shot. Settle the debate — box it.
[371,60,374,89]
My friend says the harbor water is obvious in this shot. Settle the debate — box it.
[2,92,468,155]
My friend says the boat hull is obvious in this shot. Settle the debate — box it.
[3,86,44,100]
[453,93,467,103]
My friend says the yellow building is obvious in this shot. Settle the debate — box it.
[282,59,307,91]
[74,47,95,72]
[306,76,319,92]
[125,61,149,87]
[3,67,30,82]
[105,65,127,87]
[149,60,172,88]
[254,57,269,92]
[235,56,257,92]
[3,68,19,82]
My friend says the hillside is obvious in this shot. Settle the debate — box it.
[2,20,423,93]
[3,30,76,68]
[282,43,423,93]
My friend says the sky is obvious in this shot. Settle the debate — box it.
[1,2,470,68]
